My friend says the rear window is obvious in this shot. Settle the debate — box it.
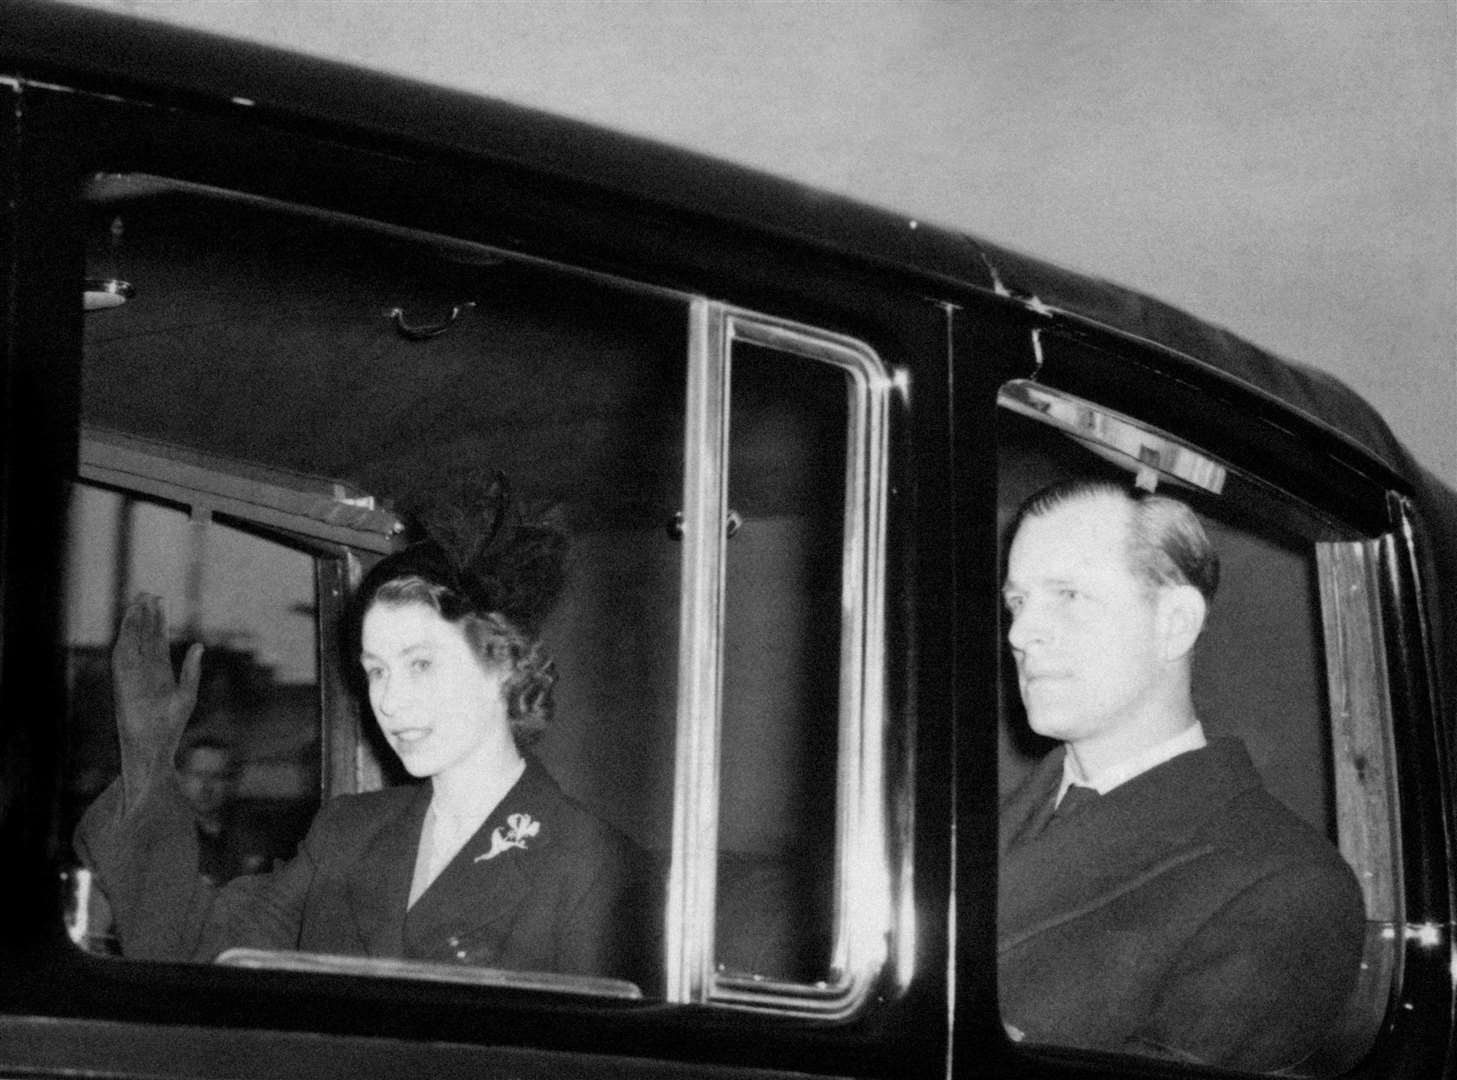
[59,175,903,1018]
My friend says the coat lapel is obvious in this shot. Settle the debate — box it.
[345,782,431,956]
[402,760,562,956]
[999,746,1065,854]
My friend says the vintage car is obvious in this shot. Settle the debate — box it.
[0,2,1452,1078]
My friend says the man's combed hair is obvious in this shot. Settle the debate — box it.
[1011,478,1220,604]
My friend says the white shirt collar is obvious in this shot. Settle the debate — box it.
[1057,721,1207,803]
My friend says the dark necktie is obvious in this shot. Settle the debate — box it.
[1047,784,1100,830]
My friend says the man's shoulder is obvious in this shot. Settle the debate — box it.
[1171,739,1358,885]
[1210,780,1353,871]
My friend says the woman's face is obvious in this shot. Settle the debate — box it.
[360,600,510,780]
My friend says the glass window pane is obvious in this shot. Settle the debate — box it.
[62,484,321,950]
[995,385,1392,1075]
[717,343,847,984]
[66,177,687,995]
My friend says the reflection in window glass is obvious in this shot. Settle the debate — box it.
[66,177,686,995]
[62,484,321,951]
[718,345,847,984]
[995,392,1392,1075]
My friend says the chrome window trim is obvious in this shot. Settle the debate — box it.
[216,948,643,999]
[998,379,1227,496]
[83,174,695,306]
[667,307,893,1018]
[1316,538,1404,929]
[79,427,403,554]
[666,299,732,1003]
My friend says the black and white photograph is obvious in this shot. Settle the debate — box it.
[1,2,1452,1078]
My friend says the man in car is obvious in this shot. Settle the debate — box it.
[175,736,272,886]
[174,740,273,886]
[997,478,1365,1072]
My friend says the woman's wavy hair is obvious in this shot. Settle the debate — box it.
[353,472,568,748]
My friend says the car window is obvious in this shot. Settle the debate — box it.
[995,377,1396,1075]
[67,177,687,997]
[62,176,901,1016]
[62,482,323,948]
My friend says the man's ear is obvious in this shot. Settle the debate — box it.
[1157,584,1207,662]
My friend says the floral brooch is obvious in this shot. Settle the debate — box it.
[475,812,541,861]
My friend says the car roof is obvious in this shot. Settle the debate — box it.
[2,2,1428,486]
[2,0,1451,513]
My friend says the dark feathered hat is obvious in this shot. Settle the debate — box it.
[356,471,568,635]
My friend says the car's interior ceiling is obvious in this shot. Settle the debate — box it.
[81,179,861,535]
[81,182,689,531]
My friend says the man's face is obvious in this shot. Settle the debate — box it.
[1002,494,1166,748]
[178,746,236,818]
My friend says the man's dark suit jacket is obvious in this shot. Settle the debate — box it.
[77,758,639,980]
[998,736,1365,1072]
[194,809,276,886]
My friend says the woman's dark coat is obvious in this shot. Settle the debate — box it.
[77,758,640,981]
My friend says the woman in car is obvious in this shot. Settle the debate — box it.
[76,479,639,980]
